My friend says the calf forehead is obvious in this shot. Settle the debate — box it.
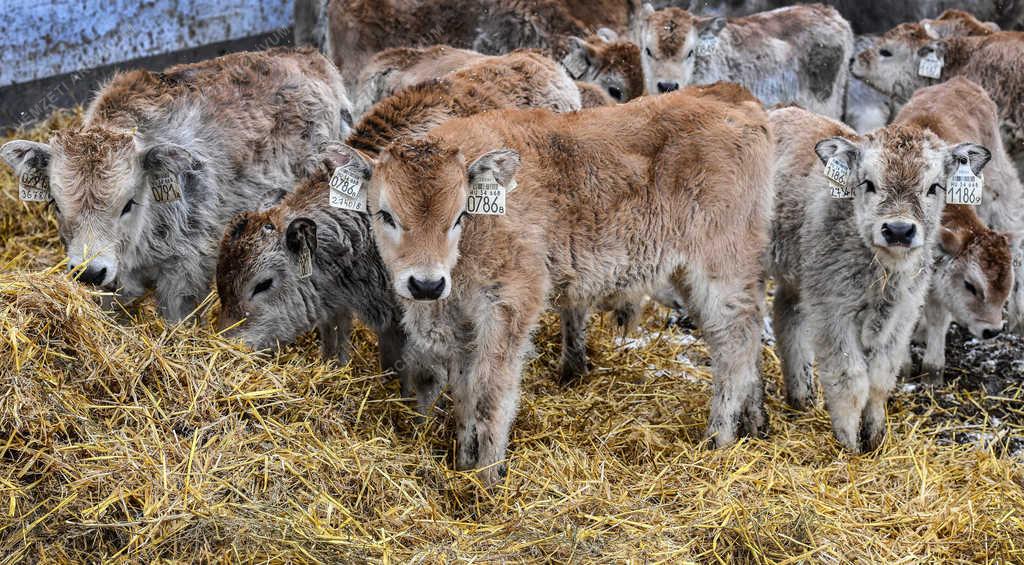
[218,213,282,285]
[380,140,465,221]
[881,23,931,45]
[972,235,1013,295]
[50,128,136,211]
[869,126,935,189]
[648,9,696,56]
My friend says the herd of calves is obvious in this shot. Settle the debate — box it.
[3,3,1024,486]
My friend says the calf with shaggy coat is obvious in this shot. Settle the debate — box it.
[1,48,351,322]
[633,3,853,118]
[338,86,774,485]
[768,106,991,452]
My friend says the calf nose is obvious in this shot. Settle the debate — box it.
[407,275,446,300]
[982,328,1002,339]
[881,222,916,246]
[657,81,679,93]
[71,264,108,286]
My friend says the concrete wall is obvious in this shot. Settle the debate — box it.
[2,1,293,88]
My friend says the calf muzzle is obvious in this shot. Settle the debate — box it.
[407,275,446,301]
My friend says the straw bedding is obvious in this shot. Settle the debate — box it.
[1,111,1022,563]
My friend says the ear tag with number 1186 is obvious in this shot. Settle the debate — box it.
[824,157,852,199]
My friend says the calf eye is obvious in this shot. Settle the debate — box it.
[608,86,623,101]
[252,278,273,297]
[964,281,978,297]
[879,49,893,57]
[121,199,136,216]
[377,209,396,228]
[686,49,694,59]
[453,211,469,229]
[645,47,654,57]
[928,183,941,196]
[862,180,876,193]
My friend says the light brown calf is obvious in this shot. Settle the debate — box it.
[335,84,774,485]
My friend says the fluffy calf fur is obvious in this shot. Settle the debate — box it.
[914,205,1013,384]
[215,150,437,400]
[633,3,853,118]
[349,85,774,485]
[852,26,1024,181]
[768,107,991,452]
[0,48,351,322]
[354,49,581,118]
[893,77,1024,333]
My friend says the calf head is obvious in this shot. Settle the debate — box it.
[632,4,725,95]
[215,151,363,351]
[562,30,645,102]
[934,217,1013,338]
[922,10,998,39]
[814,124,990,270]
[1,127,193,288]
[330,139,519,303]
[851,23,947,101]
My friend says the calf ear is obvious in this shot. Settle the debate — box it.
[285,217,317,278]
[698,17,727,37]
[939,226,965,256]
[468,149,521,188]
[143,143,193,175]
[917,41,947,59]
[947,142,990,176]
[320,142,374,179]
[1,140,52,175]
[815,136,861,169]
[562,37,595,79]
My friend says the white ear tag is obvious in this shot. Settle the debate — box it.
[18,167,51,202]
[946,160,983,206]
[824,157,852,199]
[149,171,181,203]
[328,164,367,213]
[696,35,719,57]
[467,170,508,215]
[918,52,943,79]
[561,50,589,79]
[298,246,313,279]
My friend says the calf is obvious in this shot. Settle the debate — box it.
[338,86,774,485]
[0,48,351,322]
[914,205,1013,384]
[633,3,853,118]
[892,77,1024,333]
[851,25,1024,181]
[768,106,991,452]
[354,49,581,119]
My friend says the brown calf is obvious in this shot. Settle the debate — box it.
[335,84,774,485]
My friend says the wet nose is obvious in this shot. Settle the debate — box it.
[881,222,916,246]
[982,328,1002,339]
[407,276,446,300]
[657,81,679,93]
[70,264,108,286]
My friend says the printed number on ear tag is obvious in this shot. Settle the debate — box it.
[149,172,181,203]
[18,168,50,202]
[946,161,983,206]
[824,158,852,199]
[328,164,367,212]
[696,35,719,57]
[918,53,943,79]
[467,170,507,215]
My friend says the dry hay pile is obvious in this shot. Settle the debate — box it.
[1,112,1023,563]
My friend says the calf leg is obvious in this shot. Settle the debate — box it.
[920,306,951,386]
[558,305,590,385]
[773,282,816,410]
[318,307,353,364]
[819,360,870,453]
[682,270,767,447]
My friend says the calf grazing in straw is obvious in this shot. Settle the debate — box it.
[851,24,1024,181]
[354,49,581,119]
[893,77,1024,334]
[216,55,582,402]
[912,204,1014,384]
[768,106,992,452]
[632,3,853,119]
[333,83,774,485]
[0,48,351,322]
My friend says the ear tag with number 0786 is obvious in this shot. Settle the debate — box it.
[467,170,510,215]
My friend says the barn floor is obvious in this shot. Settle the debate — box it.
[1,112,1022,562]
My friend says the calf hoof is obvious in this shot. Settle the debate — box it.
[922,364,945,387]
[557,360,589,386]
[455,428,479,471]
[785,391,814,412]
[740,400,769,440]
[859,419,886,453]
